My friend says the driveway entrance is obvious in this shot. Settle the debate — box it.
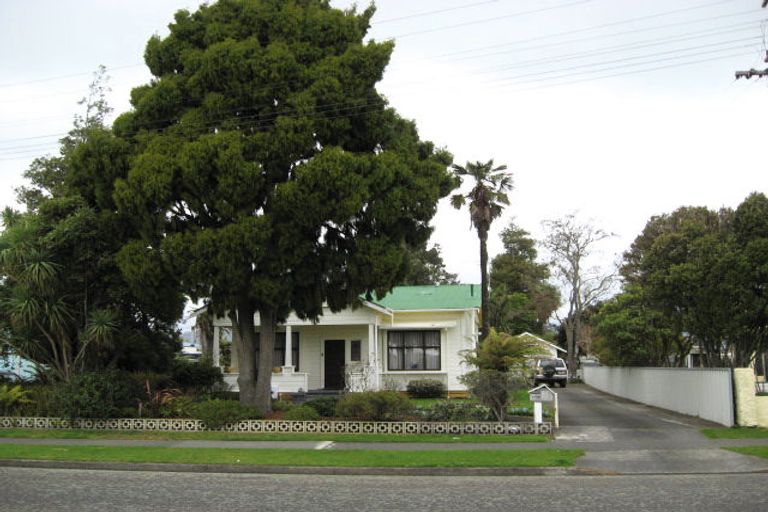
[555,384,768,474]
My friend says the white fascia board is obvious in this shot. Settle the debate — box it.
[379,321,457,330]
[361,300,394,317]
[389,308,479,313]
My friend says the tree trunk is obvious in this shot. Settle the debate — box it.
[254,307,276,413]
[198,311,214,361]
[565,317,578,376]
[234,302,258,408]
[479,228,490,343]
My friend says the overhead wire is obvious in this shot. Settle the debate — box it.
[0,0,762,160]
[2,14,764,137]
[0,34,763,159]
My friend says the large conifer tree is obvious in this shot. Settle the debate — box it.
[114,0,455,410]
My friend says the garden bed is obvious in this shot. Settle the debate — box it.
[0,416,553,436]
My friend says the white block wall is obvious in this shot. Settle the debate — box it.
[583,366,734,426]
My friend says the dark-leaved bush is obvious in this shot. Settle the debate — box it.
[304,396,339,417]
[53,371,143,421]
[406,379,446,399]
[335,391,413,421]
[170,358,223,394]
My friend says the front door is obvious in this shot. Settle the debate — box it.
[324,340,345,390]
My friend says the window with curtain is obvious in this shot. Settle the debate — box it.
[350,340,361,362]
[254,332,300,370]
[387,330,441,371]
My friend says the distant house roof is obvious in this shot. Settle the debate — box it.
[370,284,481,311]
[515,331,567,354]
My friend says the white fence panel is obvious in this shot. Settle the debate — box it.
[582,367,734,426]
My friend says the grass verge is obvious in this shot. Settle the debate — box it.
[0,429,548,443]
[0,444,582,468]
[724,446,768,459]
[701,428,768,440]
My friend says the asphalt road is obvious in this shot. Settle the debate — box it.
[1,467,766,512]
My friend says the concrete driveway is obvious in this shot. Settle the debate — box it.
[555,384,768,474]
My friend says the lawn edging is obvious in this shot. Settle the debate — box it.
[0,416,552,436]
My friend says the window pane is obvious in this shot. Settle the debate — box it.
[274,333,286,367]
[292,332,300,371]
[424,331,440,347]
[388,331,403,347]
[350,340,361,362]
[388,347,403,370]
[404,347,424,370]
[404,331,421,348]
[425,347,440,370]
[275,333,286,350]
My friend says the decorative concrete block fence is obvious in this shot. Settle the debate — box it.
[0,417,552,436]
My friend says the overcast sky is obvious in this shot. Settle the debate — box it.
[1,0,767,288]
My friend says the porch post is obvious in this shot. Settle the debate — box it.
[284,324,293,370]
[213,326,220,368]
[368,323,378,390]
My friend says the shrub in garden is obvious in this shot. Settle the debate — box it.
[53,371,143,420]
[169,358,223,394]
[421,400,493,422]
[192,399,263,429]
[159,396,199,418]
[284,405,321,421]
[335,391,413,421]
[271,399,294,412]
[304,396,339,417]
[0,384,32,415]
[406,379,446,399]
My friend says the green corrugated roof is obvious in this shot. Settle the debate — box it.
[370,284,481,311]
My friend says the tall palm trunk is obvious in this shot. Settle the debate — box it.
[479,228,490,343]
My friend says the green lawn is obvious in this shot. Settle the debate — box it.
[701,427,768,439]
[0,429,548,444]
[0,444,582,468]
[724,446,768,459]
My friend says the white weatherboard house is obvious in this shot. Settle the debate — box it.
[209,284,481,395]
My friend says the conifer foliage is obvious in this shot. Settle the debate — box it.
[114,1,455,410]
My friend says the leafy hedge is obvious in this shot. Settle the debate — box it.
[335,391,413,421]
[284,405,321,421]
[304,396,339,417]
[191,399,263,429]
[52,371,144,420]
[406,379,446,398]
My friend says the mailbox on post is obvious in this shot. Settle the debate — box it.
[528,384,559,428]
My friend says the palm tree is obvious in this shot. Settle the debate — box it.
[450,159,512,342]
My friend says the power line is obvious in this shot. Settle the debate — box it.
[514,50,753,91]
[0,0,512,90]
[0,33,761,152]
[434,13,764,65]
[465,22,762,77]
[374,0,508,24]
[422,0,749,61]
[490,38,759,86]
[389,0,592,39]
